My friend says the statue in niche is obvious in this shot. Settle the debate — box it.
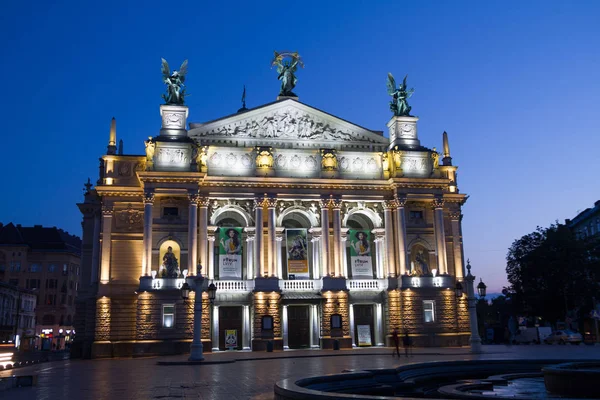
[431,148,440,169]
[161,58,188,105]
[386,73,414,117]
[162,246,180,278]
[412,249,429,275]
[144,137,155,162]
[271,51,304,97]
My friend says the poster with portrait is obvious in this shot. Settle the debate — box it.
[285,229,310,278]
[218,227,243,279]
[357,325,372,346]
[225,329,238,350]
[349,229,373,277]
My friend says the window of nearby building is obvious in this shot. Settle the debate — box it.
[409,211,423,220]
[62,264,68,276]
[9,279,19,287]
[48,264,57,273]
[29,264,40,272]
[61,294,67,305]
[68,296,73,306]
[46,279,58,289]
[45,294,56,305]
[0,264,5,272]
[162,304,175,328]
[163,207,179,217]
[423,300,435,323]
[10,262,21,272]
[26,279,41,289]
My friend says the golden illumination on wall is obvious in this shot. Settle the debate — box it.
[255,147,274,168]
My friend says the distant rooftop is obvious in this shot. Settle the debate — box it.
[566,200,600,228]
[0,222,81,256]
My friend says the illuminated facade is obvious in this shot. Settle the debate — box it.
[73,86,470,358]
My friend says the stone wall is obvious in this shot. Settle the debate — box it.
[320,291,349,337]
[253,291,282,338]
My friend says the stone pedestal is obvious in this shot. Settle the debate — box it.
[387,116,420,150]
[153,105,194,171]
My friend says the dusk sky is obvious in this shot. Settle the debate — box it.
[1,0,599,293]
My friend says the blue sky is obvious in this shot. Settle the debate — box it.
[1,0,599,292]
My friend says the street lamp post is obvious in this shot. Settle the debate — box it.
[464,260,483,353]
[181,275,217,361]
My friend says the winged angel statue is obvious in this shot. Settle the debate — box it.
[161,58,188,105]
[386,73,414,117]
[271,51,304,97]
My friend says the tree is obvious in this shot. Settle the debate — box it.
[506,223,600,326]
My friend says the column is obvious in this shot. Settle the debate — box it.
[331,198,343,277]
[449,211,464,279]
[372,229,386,279]
[207,227,217,279]
[319,199,330,276]
[349,304,356,347]
[383,201,396,278]
[394,196,408,276]
[212,305,220,351]
[282,305,289,349]
[91,211,101,284]
[340,228,349,278]
[187,191,199,275]
[254,198,265,277]
[142,190,154,277]
[309,228,322,279]
[310,304,319,348]
[375,303,384,346]
[198,197,209,274]
[432,197,448,274]
[465,263,482,353]
[266,198,277,277]
[244,227,255,280]
[243,305,251,350]
[276,228,284,278]
[100,204,114,283]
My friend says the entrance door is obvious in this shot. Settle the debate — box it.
[287,305,310,349]
[353,304,375,346]
[219,306,243,350]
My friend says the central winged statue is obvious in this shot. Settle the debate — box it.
[271,51,304,97]
[161,58,188,105]
[387,73,414,117]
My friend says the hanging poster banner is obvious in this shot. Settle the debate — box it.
[357,325,372,346]
[286,229,310,278]
[219,227,243,279]
[349,229,373,277]
[225,329,238,350]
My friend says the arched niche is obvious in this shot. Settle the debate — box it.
[211,205,253,227]
[159,239,181,276]
[343,207,382,229]
[408,243,434,276]
[277,207,318,228]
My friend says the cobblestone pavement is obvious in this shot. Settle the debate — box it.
[2,345,600,399]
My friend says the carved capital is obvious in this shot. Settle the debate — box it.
[265,197,278,209]
[197,197,210,207]
[394,195,407,208]
[318,198,330,210]
[329,198,343,209]
[449,211,462,221]
[382,200,396,210]
[101,205,114,216]
[142,190,155,205]
[187,190,202,204]
[254,197,269,210]
[432,197,445,209]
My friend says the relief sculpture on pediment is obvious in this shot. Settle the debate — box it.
[199,109,365,142]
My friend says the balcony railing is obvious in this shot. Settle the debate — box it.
[215,280,254,292]
[347,279,388,291]
[280,279,322,291]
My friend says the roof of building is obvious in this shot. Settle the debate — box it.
[567,200,600,228]
[0,222,81,256]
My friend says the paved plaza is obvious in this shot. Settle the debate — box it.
[2,345,600,399]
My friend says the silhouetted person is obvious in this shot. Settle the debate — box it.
[403,330,411,357]
[392,328,401,357]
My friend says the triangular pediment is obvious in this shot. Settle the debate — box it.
[188,99,388,150]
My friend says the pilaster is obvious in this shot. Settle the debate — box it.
[319,198,331,276]
[382,200,396,277]
[432,197,448,274]
[142,190,154,276]
[100,204,114,284]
